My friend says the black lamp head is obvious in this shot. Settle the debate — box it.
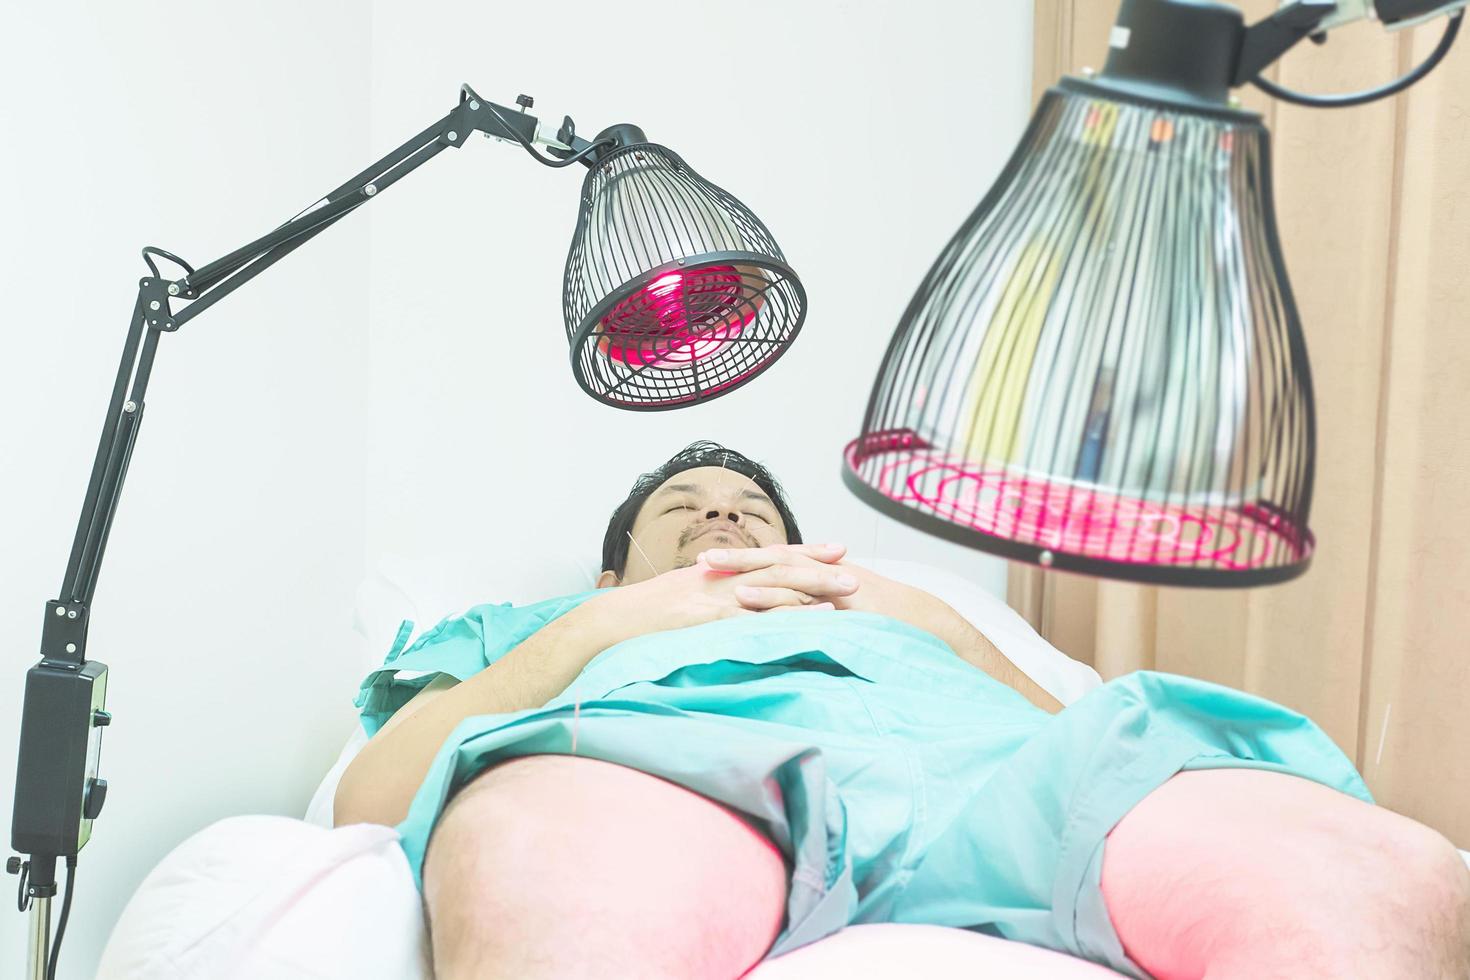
[562,136,806,410]
[843,0,1329,587]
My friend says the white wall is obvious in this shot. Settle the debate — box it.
[0,3,371,977]
[0,2,1033,976]
[365,0,1034,598]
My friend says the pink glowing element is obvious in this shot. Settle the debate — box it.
[598,264,760,369]
[846,432,1309,571]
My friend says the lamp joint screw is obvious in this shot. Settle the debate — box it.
[65,643,76,653]
[149,300,161,311]
[55,607,66,616]
[124,401,137,413]
[469,100,480,110]
[67,610,78,619]
[167,283,180,296]
[1039,550,1055,567]
[364,183,377,196]
[447,131,458,142]
[676,258,686,265]
[516,94,534,111]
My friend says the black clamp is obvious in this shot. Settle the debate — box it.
[40,599,89,666]
[6,858,55,912]
[1233,0,1337,85]
[137,277,180,332]
[8,857,27,912]
[452,82,540,148]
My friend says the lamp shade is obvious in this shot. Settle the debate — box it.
[564,143,805,410]
[844,78,1316,587]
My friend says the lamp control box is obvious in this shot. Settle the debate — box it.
[10,658,109,858]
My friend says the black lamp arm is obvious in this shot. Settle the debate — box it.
[176,84,540,308]
[10,81,583,938]
[57,83,555,617]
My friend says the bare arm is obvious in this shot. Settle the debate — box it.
[899,587,1064,714]
[334,593,631,828]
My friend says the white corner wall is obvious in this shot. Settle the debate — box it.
[364,0,1034,597]
[0,3,371,976]
[0,2,1033,976]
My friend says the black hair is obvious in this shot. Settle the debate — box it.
[601,440,803,578]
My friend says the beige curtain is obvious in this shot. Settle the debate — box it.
[1016,0,1470,846]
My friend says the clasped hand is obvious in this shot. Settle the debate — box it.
[601,542,917,636]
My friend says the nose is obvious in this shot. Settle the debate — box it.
[705,508,742,526]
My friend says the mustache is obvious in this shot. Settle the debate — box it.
[679,520,755,549]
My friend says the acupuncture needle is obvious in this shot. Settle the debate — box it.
[626,529,661,577]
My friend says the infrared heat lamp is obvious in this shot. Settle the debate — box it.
[6,84,805,980]
[844,0,1463,587]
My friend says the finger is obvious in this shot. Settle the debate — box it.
[699,543,843,572]
[790,542,847,563]
[772,542,846,558]
[743,566,860,598]
[733,585,822,611]
[764,601,836,613]
[698,547,780,572]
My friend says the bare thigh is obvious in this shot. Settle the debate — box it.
[1100,767,1470,980]
[422,754,790,980]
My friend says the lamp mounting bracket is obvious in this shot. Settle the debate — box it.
[1234,0,1338,85]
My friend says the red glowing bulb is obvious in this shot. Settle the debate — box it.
[596,265,761,369]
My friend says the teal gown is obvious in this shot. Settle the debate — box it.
[354,590,1372,979]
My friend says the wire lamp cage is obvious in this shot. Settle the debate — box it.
[843,0,1344,588]
[565,138,806,410]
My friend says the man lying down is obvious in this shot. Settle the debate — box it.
[335,441,1470,980]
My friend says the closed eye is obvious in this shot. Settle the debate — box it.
[744,511,773,524]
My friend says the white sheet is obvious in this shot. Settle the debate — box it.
[95,811,1470,980]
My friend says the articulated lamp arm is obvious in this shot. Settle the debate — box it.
[7,81,612,980]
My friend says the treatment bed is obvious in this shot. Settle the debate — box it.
[95,557,1470,979]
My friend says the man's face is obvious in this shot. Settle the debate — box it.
[599,465,790,586]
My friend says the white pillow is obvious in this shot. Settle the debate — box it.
[349,549,597,674]
[303,724,370,828]
[97,817,430,980]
